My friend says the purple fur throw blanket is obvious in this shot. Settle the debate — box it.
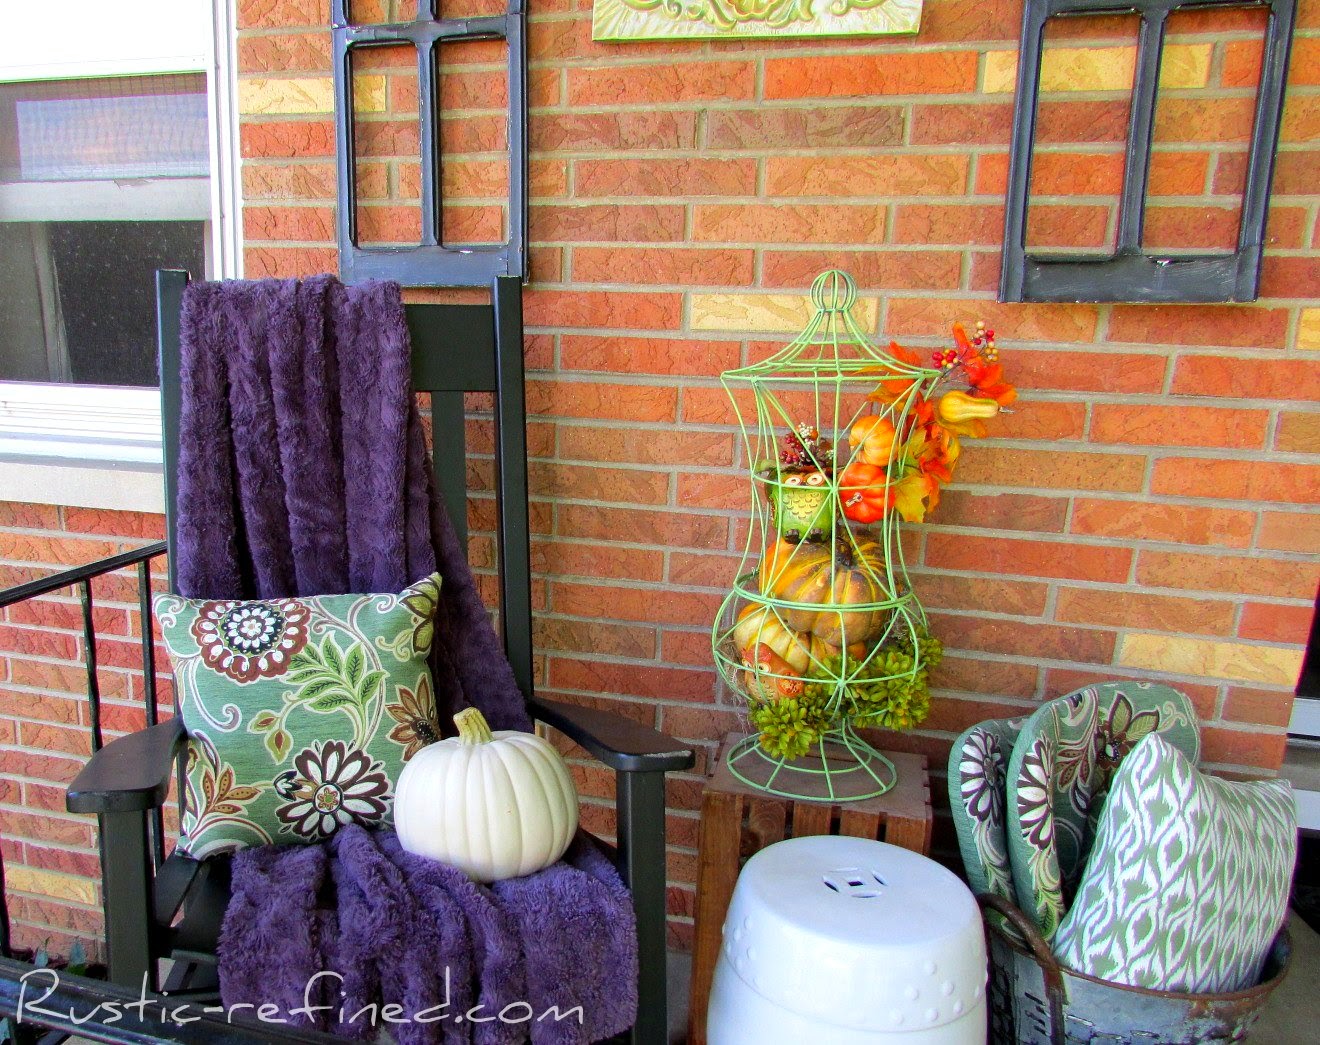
[175,276,528,733]
[219,828,638,1044]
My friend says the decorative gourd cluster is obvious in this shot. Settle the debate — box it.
[712,272,1015,796]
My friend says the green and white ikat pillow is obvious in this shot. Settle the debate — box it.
[155,573,443,858]
[1005,681,1200,940]
[1053,733,1295,994]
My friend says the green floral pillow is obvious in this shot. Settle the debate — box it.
[948,715,1024,903]
[155,574,442,858]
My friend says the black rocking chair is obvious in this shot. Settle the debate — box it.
[64,271,694,1044]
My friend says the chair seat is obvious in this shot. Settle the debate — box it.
[155,832,622,970]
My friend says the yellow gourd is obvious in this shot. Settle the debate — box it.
[936,390,999,425]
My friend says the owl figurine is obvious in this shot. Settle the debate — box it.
[764,465,833,544]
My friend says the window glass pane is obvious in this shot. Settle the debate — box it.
[0,220,204,386]
[0,74,207,183]
[0,73,210,388]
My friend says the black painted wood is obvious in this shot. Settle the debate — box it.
[331,1,528,286]
[430,390,471,555]
[531,697,695,774]
[616,772,669,1045]
[492,275,535,699]
[1000,0,1297,304]
[156,270,188,591]
[99,811,155,990]
[66,720,184,815]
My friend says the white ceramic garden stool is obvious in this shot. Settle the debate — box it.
[706,834,987,1044]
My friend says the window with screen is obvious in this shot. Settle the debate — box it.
[0,73,211,387]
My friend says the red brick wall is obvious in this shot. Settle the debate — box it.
[3,0,1318,956]
[0,505,171,961]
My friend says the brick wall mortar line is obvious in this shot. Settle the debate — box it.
[0,799,99,828]
[5,888,102,913]
[912,567,1315,605]
[9,833,102,856]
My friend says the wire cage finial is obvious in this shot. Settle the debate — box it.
[810,269,857,314]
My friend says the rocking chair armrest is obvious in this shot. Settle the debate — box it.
[530,696,695,774]
[67,718,186,814]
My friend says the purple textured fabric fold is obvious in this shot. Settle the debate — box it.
[221,828,637,1044]
[492,838,640,1045]
[174,275,529,732]
[218,843,329,1030]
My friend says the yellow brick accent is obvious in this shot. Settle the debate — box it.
[6,866,98,906]
[239,77,386,115]
[982,51,1019,94]
[1160,45,1212,89]
[1298,308,1320,350]
[691,294,878,333]
[983,44,1211,94]
[1119,634,1304,686]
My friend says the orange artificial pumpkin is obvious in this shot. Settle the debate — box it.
[849,415,897,466]
[739,643,806,702]
[733,604,832,676]
[758,537,890,647]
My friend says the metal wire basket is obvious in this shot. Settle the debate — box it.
[710,270,941,801]
[979,894,1291,1045]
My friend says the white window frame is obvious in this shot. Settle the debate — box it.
[1294,697,1320,741]
[0,0,241,511]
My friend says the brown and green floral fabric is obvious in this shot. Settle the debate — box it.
[1004,682,1199,941]
[948,716,1025,903]
[155,574,442,858]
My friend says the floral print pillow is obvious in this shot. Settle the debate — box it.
[1004,682,1200,941]
[155,574,442,858]
[948,716,1024,903]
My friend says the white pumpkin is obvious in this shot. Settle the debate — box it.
[394,707,578,882]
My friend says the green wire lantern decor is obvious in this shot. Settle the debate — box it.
[711,270,1017,801]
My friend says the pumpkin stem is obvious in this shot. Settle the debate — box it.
[454,707,494,745]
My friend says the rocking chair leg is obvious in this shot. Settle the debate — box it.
[616,771,668,1045]
[99,810,155,992]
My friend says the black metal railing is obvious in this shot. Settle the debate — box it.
[0,541,168,964]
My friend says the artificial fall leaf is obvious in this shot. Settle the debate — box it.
[938,415,986,439]
[904,427,958,486]
[867,341,928,404]
[888,340,925,367]
[968,362,1018,407]
[891,469,938,524]
[900,392,936,436]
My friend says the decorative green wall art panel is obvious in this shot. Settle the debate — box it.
[592,0,922,42]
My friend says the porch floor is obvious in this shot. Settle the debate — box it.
[1252,911,1320,1043]
[62,916,1316,1043]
